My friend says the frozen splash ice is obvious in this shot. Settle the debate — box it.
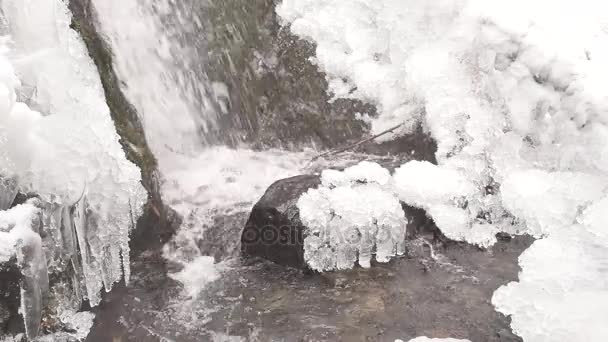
[298,162,407,271]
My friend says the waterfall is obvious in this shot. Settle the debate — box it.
[89,0,222,162]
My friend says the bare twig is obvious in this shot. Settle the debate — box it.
[311,122,404,162]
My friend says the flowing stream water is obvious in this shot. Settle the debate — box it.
[82,1,529,341]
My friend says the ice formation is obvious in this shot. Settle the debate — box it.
[298,162,407,271]
[0,0,146,338]
[278,0,608,340]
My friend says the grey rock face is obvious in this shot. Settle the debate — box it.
[0,260,23,336]
[0,176,18,211]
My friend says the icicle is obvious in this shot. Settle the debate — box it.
[60,204,77,259]
[14,207,49,340]
[73,195,102,306]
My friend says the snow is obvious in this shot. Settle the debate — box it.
[492,227,608,342]
[279,0,608,340]
[298,162,407,271]
[0,202,39,263]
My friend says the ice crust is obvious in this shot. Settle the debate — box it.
[0,0,146,339]
[298,162,407,271]
[279,0,608,340]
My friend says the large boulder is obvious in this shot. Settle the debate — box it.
[241,175,320,269]
[241,173,439,270]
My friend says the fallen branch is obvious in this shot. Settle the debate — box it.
[311,122,404,162]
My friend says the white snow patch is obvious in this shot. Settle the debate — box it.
[0,202,39,263]
[492,227,608,342]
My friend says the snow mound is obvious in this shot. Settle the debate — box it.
[298,162,407,271]
[492,227,608,342]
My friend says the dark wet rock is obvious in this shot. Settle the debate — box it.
[203,0,370,148]
[0,267,21,336]
[9,192,39,209]
[0,260,24,336]
[0,176,18,210]
[241,175,320,269]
